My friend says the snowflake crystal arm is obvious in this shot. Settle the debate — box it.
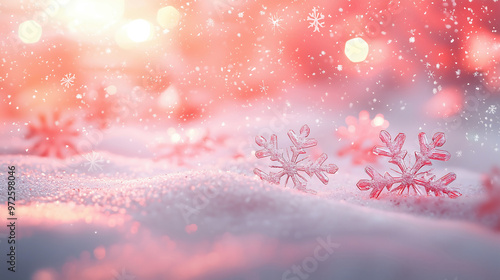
[415,172,460,198]
[412,132,451,172]
[287,124,317,160]
[254,125,338,193]
[357,166,396,199]
[255,134,283,162]
[373,130,407,170]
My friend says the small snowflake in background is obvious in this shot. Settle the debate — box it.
[337,110,389,165]
[259,80,268,94]
[478,167,500,230]
[307,7,325,32]
[154,128,227,165]
[357,130,461,199]
[486,105,497,114]
[268,13,283,33]
[112,268,136,280]
[456,150,462,157]
[60,73,75,88]
[427,70,435,79]
[254,124,338,194]
[25,112,80,158]
[82,151,105,171]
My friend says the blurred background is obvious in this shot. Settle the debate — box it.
[0,0,498,170]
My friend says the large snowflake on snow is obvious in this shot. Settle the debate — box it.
[357,130,461,199]
[25,112,81,158]
[254,124,338,194]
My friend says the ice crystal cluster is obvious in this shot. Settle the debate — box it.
[254,124,338,194]
[357,130,461,199]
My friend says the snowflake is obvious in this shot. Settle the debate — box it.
[427,70,435,79]
[25,112,81,158]
[60,73,75,88]
[112,268,136,280]
[486,105,497,114]
[259,80,268,94]
[337,111,389,165]
[307,7,325,32]
[357,130,461,199]
[82,151,105,171]
[478,167,500,230]
[154,128,227,165]
[254,124,339,194]
[268,13,283,33]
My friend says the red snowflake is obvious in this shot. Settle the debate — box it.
[478,167,500,230]
[337,110,389,165]
[25,112,81,158]
[357,130,461,199]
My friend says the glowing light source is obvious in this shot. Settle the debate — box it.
[105,85,117,95]
[157,6,181,29]
[64,0,124,35]
[345,38,369,63]
[125,19,152,43]
[18,20,42,44]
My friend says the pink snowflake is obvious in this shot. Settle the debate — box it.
[154,128,227,165]
[254,124,338,194]
[478,167,500,230]
[25,112,81,158]
[337,110,389,165]
[357,130,461,199]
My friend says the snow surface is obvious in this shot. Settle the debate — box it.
[0,151,499,280]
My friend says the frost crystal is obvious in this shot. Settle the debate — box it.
[478,167,500,230]
[357,130,461,199]
[337,110,389,164]
[307,7,325,32]
[25,112,80,158]
[60,73,75,88]
[254,125,338,194]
